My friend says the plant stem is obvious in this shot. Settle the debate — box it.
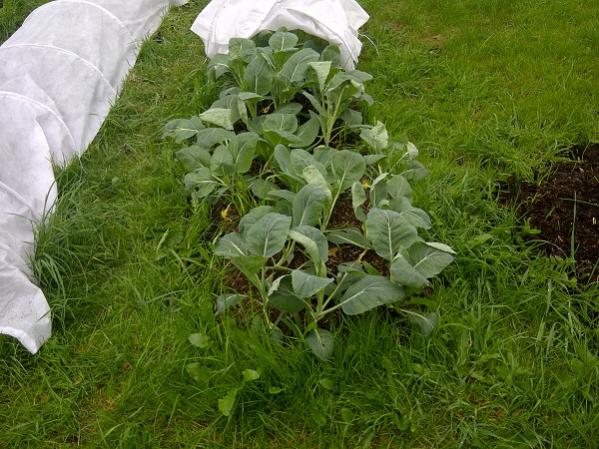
[322,185,342,229]
[320,273,347,312]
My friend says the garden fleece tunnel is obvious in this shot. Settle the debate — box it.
[0,0,368,354]
[0,0,189,353]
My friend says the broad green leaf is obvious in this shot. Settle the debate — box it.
[210,94,244,124]
[359,92,374,106]
[292,270,333,298]
[242,56,274,96]
[326,228,371,249]
[230,132,259,174]
[215,232,248,258]
[263,113,299,134]
[360,121,389,152]
[256,45,275,62]
[176,145,211,171]
[402,159,428,181]
[390,254,429,288]
[408,242,455,278]
[263,129,300,148]
[189,333,211,349]
[207,53,231,79]
[231,255,267,277]
[366,208,421,261]
[239,206,274,235]
[246,213,292,257]
[320,45,341,65]
[276,103,303,115]
[294,116,321,148]
[345,70,374,84]
[219,86,241,98]
[162,117,204,143]
[398,205,432,230]
[184,168,217,197]
[330,150,366,191]
[289,225,329,264]
[339,275,405,315]
[210,144,234,175]
[303,165,331,192]
[269,31,299,51]
[325,77,364,106]
[425,242,456,254]
[370,172,389,208]
[186,363,210,384]
[237,91,263,101]
[280,48,320,84]
[406,141,419,158]
[292,184,330,227]
[306,328,334,360]
[267,189,296,205]
[404,311,438,337]
[302,91,326,116]
[269,275,306,313]
[199,108,234,130]
[340,109,363,127]
[309,61,332,91]
[267,275,286,296]
[216,293,246,315]
[326,72,363,92]
[290,149,328,180]
[336,262,368,290]
[351,181,367,221]
[313,145,335,165]
[251,179,277,199]
[364,154,386,165]
[218,388,238,416]
[229,38,256,62]
[274,144,291,170]
[386,175,412,201]
[195,128,235,147]
[242,369,260,382]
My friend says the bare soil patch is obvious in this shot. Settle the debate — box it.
[499,144,599,283]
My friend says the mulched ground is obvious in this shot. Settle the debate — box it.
[499,144,599,284]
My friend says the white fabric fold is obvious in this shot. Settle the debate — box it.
[0,0,188,354]
[191,0,369,70]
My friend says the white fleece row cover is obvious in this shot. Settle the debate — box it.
[192,0,369,70]
[0,0,188,354]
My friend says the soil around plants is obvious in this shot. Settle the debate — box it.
[499,144,599,284]
[220,191,389,297]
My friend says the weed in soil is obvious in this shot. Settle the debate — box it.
[499,144,599,283]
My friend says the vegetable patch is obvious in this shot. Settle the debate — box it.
[164,31,455,359]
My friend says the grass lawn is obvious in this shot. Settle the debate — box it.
[1,0,598,447]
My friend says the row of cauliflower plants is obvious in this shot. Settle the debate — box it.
[163,31,455,360]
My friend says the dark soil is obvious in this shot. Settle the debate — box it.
[211,202,240,234]
[328,118,363,149]
[328,192,364,229]
[256,99,275,116]
[233,121,248,134]
[499,144,599,283]
[327,245,389,277]
[323,193,389,276]
[224,268,252,295]
[292,92,316,117]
